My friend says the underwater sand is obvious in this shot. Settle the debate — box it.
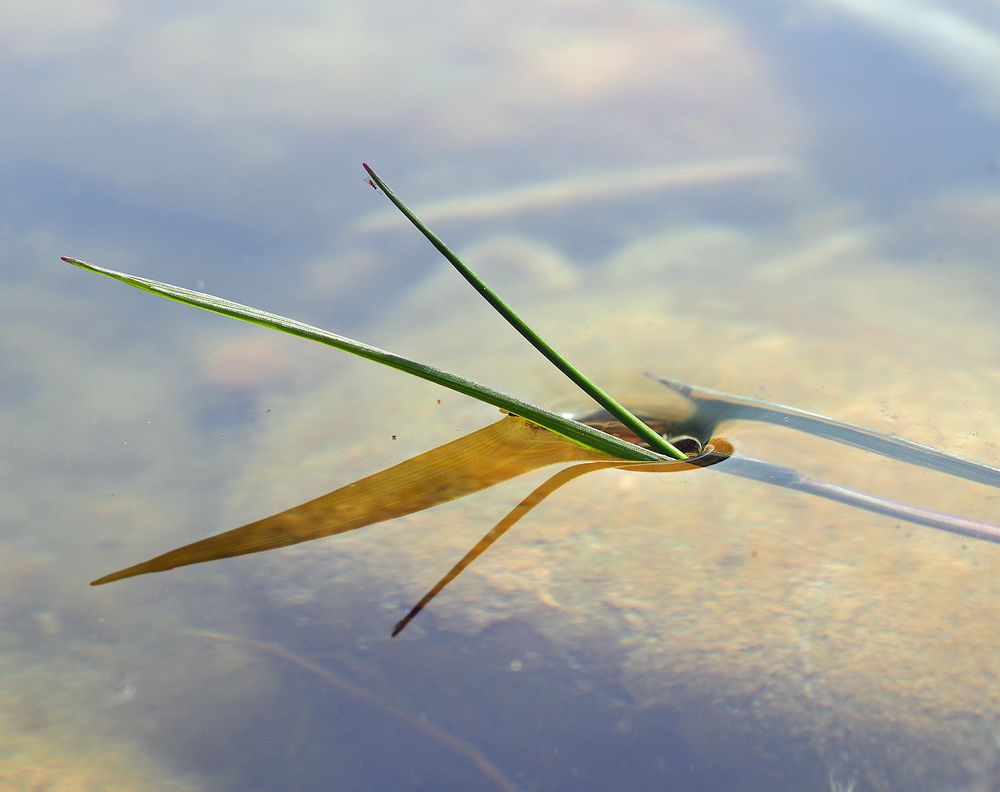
[228,213,1000,787]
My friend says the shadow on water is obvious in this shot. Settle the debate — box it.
[166,605,979,792]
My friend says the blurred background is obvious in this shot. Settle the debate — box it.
[2,1,999,789]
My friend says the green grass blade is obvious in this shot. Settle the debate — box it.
[61,256,665,462]
[363,164,687,461]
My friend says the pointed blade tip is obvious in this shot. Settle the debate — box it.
[90,566,145,585]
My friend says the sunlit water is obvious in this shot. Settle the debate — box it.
[2,2,999,790]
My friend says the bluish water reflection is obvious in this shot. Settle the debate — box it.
[2,1,998,789]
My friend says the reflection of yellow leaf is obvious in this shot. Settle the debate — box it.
[92,416,609,585]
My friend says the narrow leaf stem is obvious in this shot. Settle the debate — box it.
[363,164,686,461]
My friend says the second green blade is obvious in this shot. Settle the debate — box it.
[363,163,687,461]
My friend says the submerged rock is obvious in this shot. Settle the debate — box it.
[228,216,1000,787]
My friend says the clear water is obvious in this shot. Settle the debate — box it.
[2,2,999,789]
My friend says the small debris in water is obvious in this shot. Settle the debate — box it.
[104,674,137,707]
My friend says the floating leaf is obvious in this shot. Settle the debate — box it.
[91,415,613,585]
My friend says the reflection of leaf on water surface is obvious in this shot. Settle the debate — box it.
[652,373,1000,489]
[93,397,1000,635]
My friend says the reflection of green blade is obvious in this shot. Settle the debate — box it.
[718,453,1000,545]
[91,416,610,585]
[60,256,664,462]
[650,373,1000,488]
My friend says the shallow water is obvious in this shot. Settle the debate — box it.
[2,2,999,790]
[226,231,999,790]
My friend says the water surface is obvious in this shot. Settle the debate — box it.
[2,2,998,789]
